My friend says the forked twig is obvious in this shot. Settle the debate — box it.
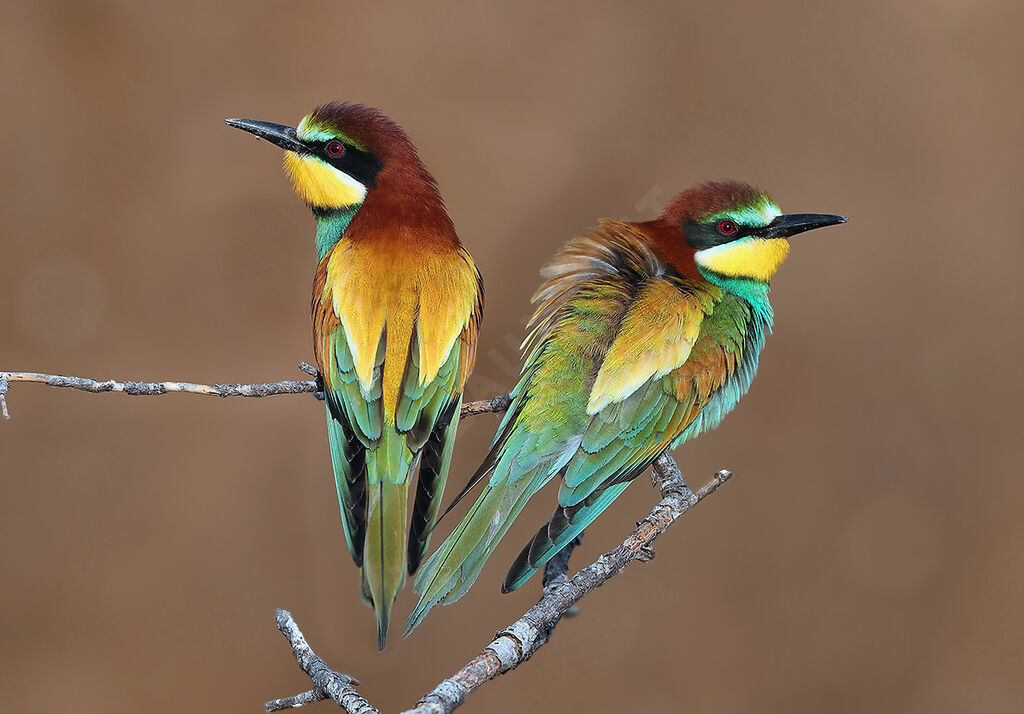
[268,454,731,714]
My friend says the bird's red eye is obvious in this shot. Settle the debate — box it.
[326,141,345,157]
[718,220,738,236]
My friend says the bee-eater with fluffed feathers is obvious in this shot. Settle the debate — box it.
[226,103,482,649]
[407,181,844,634]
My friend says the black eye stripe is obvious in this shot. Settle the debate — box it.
[683,219,758,249]
[308,140,384,189]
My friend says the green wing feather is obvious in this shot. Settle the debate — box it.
[503,292,766,592]
[324,330,384,566]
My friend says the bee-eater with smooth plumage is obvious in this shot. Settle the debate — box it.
[226,103,482,649]
[407,180,844,633]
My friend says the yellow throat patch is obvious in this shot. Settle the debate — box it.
[695,237,790,282]
[283,152,367,208]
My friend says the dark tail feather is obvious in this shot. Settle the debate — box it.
[325,407,368,566]
[502,505,573,594]
[377,611,389,652]
[408,399,460,574]
[502,480,632,593]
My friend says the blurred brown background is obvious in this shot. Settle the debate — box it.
[2,1,1022,712]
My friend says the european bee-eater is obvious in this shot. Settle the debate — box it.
[226,103,483,649]
[407,181,844,633]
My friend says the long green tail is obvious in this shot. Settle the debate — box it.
[363,428,413,650]
[405,459,553,635]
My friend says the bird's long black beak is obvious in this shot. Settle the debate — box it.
[763,213,847,239]
[224,118,307,153]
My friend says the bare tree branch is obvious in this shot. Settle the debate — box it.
[3,363,733,712]
[269,609,378,714]
[269,529,588,713]
[0,366,509,421]
[458,393,513,418]
[537,533,584,637]
[0,369,318,407]
[268,453,732,714]
[266,686,331,712]
[0,373,9,420]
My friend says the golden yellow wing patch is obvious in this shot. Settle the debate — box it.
[326,240,388,391]
[587,279,707,415]
[416,249,481,387]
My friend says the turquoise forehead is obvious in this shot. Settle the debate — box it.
[706,196,781,226]
[296,114,367,151]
